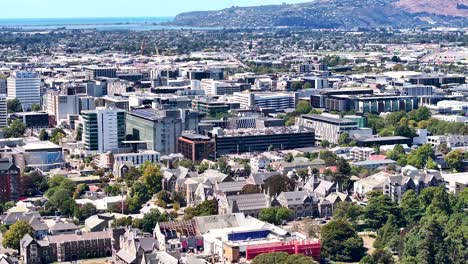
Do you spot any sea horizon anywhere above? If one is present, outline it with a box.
[0,17,184,31]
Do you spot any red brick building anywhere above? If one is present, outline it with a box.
[0,158,20,202]
[177,134,215,161]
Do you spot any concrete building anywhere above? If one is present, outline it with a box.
[296,114,358,144]
[399,85,433,96]
[86,67,117,80]
[45,92,76,123]
[126,108,201,154]
[201,79,242,96]
[7,71,41,111]
[82,107,126,153]
[113,150,161,167]
[233,91,298,110]
[442,172,468,194]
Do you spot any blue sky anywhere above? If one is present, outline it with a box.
[1,0,309,19]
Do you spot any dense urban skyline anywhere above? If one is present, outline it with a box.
[0,0,308,19]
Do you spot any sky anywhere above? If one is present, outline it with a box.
[0,0,309,19]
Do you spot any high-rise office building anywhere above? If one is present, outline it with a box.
[81,107,126,153]
[0,95,7,128]
[0,78,6,94]
[7,71,41,111]
[126,108,201,154]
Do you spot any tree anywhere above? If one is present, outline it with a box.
[334,157,351,191]
[373,215,400,252]
[31,103,41,112]
[21,171,48,196]
[141,163,163,194]
[259,207,292,225]
[319,150,338,166]
[139,209,169,233]
[284,153,294,162]
[425,157,438,170]
[252,253,316,264]
[75,203,97,221]
[360,248,395,264]
[321,219,365,262]
[38,129,49,141]
[407,144,435,169]
[156,190,172,207]
[338,132,351,146]
[3,220,33,250]
[320,140,330,148]
[296,101,312,115]
[364,191,402,229]
[252,252,288,264]
[50,128,66,144]
[416,219,450,264]
[111,216,133,228]
[445,150,463,172]
[3,120,26,138]
[7,99,22,113]
[400,190,422,226]
[263,174,295,196]
[333,202,362,224]
[241,184,261,194]
[184,199,218,220]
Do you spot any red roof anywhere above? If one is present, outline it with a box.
[319,166,337,173]
[368,155,387,161]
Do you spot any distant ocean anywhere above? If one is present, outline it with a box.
[0,17,203,31]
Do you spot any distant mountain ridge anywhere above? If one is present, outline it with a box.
[171,0,468,28]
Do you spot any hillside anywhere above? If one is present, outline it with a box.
[171,0,468,28]
[394,0,468,17]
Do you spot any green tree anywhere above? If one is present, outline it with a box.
[184,199,218,220]
[3,220,33,250]
[296,101,312,115]
[111,216,133,228]
[373,215,400,252]
[319,150,338,166]
[141,163,163,194]
[252,252,288,264]
[416,219,450,264]
[20,171,48,196]
[320,140,330,148]
[364,191,402,229]
[75,203,97,221]
[139,209,170,233]
[360,248,395,264]
[407,144,435,169]
[38,129,49,141]
[321,219,365,262]
[334,157,351,191]
[400,190,422,226]
[259,207,292,225]
[7,99,22,113]
[425,157,438,170]
[31,103,41,112]
[284,153,294,162]
[333,202,362,224]
[445,150,463,172]
[3,120,26,138]
[338,132,351,146]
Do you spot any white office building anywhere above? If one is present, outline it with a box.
[81,107,126,153]
[233,91,298,110]
[201,79,242,96]
[114,150,161,166]
[7,71,41,111]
